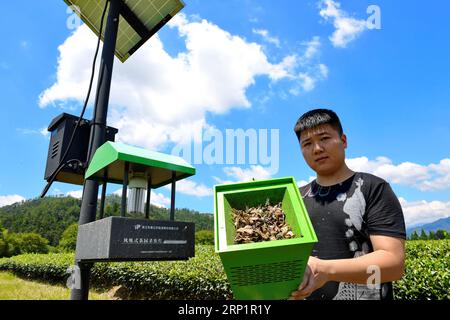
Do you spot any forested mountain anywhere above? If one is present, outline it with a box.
[0,195,213,246]
[407,217,450,235]
[407,216,450,237]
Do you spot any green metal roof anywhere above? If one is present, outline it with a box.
[85,141,195,188]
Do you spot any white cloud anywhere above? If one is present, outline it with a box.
[39,14,327,151]
[222,165,273,183]
[290,64,328,95]
[17,127,50,138]
[212,176,235,186]
[289,37,328,95]
[164,179,212,197]
[0,195,25,207]
[112,189,122,197]
[346,156,450,191]
[302,36,321,61]
[66,190,83,199]
[212,165,276,187]
[112,189,170,208]
[40,127,50,138]
[297,73,316,92]
[319,0,368,48]
[252,29,281,48]
[424,159,450,191]
[268,54,298,80]
[297,180,309,187]
[148,192,171,208]
[66,189,103,200]
[297,176,316,188]
[319,64,329,78]
[399,197,450,228]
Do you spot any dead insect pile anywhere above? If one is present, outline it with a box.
[232,200,295,244]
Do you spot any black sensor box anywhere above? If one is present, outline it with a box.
[44,113,118,185]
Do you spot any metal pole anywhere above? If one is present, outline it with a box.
[145,176,151,219]
[99,169,108,220]
[121,162,129,217]
[71,0,121,301]
[170,171,176,221]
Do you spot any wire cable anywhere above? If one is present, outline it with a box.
[39,159,83,198]
[40,0,110,198]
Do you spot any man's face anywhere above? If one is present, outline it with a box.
[299,124,347,176]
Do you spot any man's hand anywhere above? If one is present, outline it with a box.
[289,256,329,300]
[288,236,405,300]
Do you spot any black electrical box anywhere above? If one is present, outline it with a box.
[75,217,195,262]
[44,113,118,185]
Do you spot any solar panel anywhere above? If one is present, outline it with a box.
[64,0,185,62]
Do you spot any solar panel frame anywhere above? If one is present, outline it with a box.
[64,0,185,63]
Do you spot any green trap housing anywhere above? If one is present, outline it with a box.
[214,177,317,300]
[75,141,196,263]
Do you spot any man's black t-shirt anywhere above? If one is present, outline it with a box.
[299,172,406,300]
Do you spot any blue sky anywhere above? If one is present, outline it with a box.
[1,0,449,228]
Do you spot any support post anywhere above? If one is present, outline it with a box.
[121,162,129,217]
[71,0,121,301]
[99,169,108,220]
[145,176,152,219]
[170,171,176,221]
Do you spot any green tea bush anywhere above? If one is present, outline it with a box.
[393,240,450,300]
[1,241,448,300]
[0,245,231,299]
[0,252,72,284]
[195,230,214,245]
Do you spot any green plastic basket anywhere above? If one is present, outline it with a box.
[214,177,317,300]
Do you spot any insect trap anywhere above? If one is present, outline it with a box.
[214,177,318,300]
[75,141,196,262]
[127,172,148,215]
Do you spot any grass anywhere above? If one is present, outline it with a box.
[0,272,111,300]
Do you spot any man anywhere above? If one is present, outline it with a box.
[290,109,406,300]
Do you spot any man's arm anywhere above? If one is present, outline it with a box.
[289,235,405,300]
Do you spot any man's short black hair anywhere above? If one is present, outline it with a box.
[294,109,343,141]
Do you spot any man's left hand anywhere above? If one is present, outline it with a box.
[289,256,329,300]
